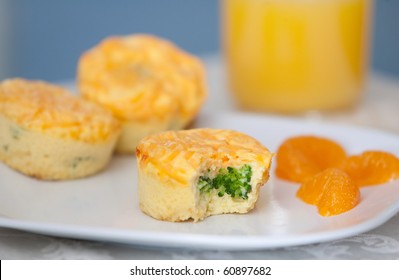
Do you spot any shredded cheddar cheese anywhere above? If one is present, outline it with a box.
[136,129,272,186]
[77,34,206,123]
[0,79,120,143]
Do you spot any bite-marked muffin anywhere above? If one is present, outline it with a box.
[0,78,121,180]
[77,34,207,153]
[136,128,273,222]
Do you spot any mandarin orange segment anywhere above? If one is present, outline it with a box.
[297,168,360,216]
[296,170,328,205]
[339,151,399,187]
[275,136,347,183]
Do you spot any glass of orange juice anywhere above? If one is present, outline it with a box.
[221,0,373,114]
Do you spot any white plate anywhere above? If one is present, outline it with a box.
[1,112,399,250]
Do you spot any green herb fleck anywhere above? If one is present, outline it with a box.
[10,126,23,140]
[71,156,92,169]
[198,164,252,200]
[3,145,9,152]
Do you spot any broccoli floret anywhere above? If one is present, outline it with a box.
[198,164,253,200]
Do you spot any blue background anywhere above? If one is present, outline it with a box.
[0,0,398,81]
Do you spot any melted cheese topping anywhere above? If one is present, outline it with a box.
[0,79,120,143]
[78,34,206,123]
[136,128,272,186]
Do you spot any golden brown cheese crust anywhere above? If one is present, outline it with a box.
[136,128,272,188]
[77,34,206,125]
[0,78,120,143]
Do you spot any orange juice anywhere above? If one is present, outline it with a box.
[222,0,372,113]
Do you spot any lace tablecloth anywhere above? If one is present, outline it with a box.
[1,56,399,259]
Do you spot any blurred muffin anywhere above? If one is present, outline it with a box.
[0,78,120,180]
[77,34,206,153]
[136,128,272,222]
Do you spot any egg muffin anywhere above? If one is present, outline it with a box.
[136,128,273,222]
[77,34,206,154]
[0,78,120,180]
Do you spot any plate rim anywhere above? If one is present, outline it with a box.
[1,198,398,250]
[1,111,399,250]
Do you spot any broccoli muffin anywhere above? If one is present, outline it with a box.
[136,128,273,222]
[78,34,206,153]
[0,78,120,180]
